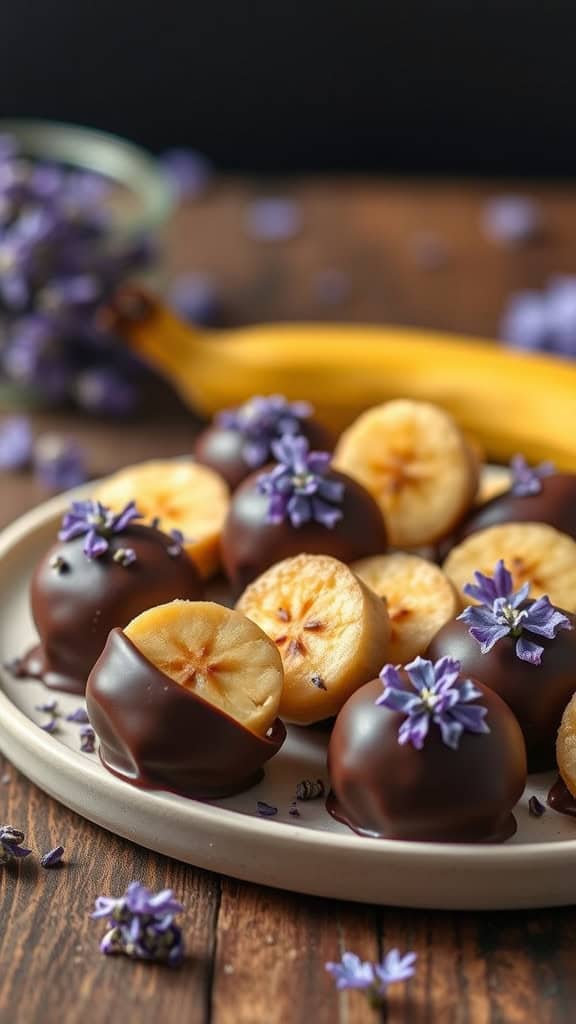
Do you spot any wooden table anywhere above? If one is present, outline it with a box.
[2,180,576,1024]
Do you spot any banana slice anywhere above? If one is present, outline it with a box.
[236,553,390,724]
[334,400,477,547]
[94,459,229,579]
[443,522,576,611]
[557,694,576,797]
[351,552,459,664]
[124,600,283,736]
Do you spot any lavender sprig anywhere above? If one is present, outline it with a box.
[216,394,313,470]
[92,881,185,965]
[509,454,555,496]
[58,499,142,560]
[376,656,490,751]
[257,435,344,529]
[326,949,417,1008]
[458,560,572,664]
[0,824,32,864]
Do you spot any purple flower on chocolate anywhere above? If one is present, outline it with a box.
[33,434,87,493]
[40,844,64,868]
[58,499,142,560]
[458,560,572,665]
[257,435,344,529]
[325,949,417,1006]
[0,824,32,864]
[376,656,490,751]
[167,529,185,557]
[244,197,301,241]
[159,148,213,201]
[80,726,96,753]
[0,416,33,469]
[509,454,555,496]
[92,881,185,965]
[217,394,313,469]
[112,547,137,567]
[483,196,541,244]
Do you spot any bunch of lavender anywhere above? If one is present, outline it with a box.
[0,134,150,415]
[92,881,185,965]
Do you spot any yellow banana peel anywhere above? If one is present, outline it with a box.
[114,293,576,469]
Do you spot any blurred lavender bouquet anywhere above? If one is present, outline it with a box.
[0,134,152,416]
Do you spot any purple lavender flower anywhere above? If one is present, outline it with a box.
[40,844,64,868]
[501,276,576,358]
[0,824,32,864]
[58,499,142,560]
[92,881,185,965]
[257,435,344,529]
[80,726,96,753]
[256,801,278,817]
[168,272,221,326]
[159,148,213,201]
[33,434,87,492]
[458,560,572,664]
[376,656,490,751]
[244,197,302,241]
[66,706,90,724]
[326,949,417,1006]
[509,454,555,496]
[36,698,59,733]
[0,416,32,469]
[73,367,138,417]
[217,394,313,470]
[112,546,137,567]
[166,529,184,557]
[483,196,541,244]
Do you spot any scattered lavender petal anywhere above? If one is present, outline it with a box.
[159,148,213,200]
[33,434,87,492]
[168,272,221,326]
[40,844,65,868]
[35,699,58,713]
[92,880,185,964]
[0,416,33,469]
[256,801,278,817]
[80,726,96,753]
[288,802,301,817]
[528,795,546,818]
[66,707,90,724]
[40,718,58,734]
[483,196,541,244]
[244,197,302,241]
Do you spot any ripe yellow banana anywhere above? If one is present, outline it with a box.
[111,291,576,469]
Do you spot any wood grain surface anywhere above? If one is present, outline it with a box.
[1,180,576,1024]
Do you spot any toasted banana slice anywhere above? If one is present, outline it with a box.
[94,459,229,579]
[334,400,477,547]
[352,552,459,664]
[556,694,576,797]
[443,522,576,611]
[236,553,390,724]
[124,600,283,736]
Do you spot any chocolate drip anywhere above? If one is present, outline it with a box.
[86,628,286,799]
[547,776,576,817]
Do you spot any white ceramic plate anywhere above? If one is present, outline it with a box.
[1,488,576,911]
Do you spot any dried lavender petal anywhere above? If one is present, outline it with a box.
[35,699,58,713]
[40,844,64,868]
[80,726,96,753]
[256,801,278,817]
[528,795,546,818]
[296,778,325,801]
[66,707,90,724]
[288,802,301,817]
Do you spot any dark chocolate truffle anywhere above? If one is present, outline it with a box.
[328,676,526,843]
[457,474,576,544]
[427,614,576,771]
[21,523,202,695]
[86,628,286,798]
[221,469,388,593]
[194,402,332,491]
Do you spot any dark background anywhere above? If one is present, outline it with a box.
[2,1,575,175]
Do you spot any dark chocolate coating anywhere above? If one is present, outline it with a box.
[221,468,388,593]
[194,418,333,491]
[86,628,286,798]
[327,677,526,843]
[23,524,202,695]
[458,474,576,543]
[427,613,576,771]
[548,776,576,817]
